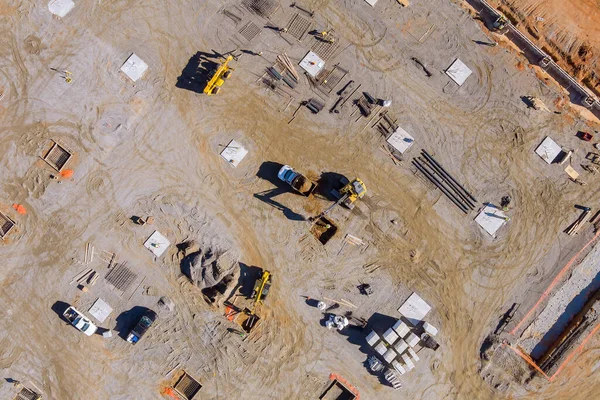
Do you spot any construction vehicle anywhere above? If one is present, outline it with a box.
[492,15,508,31]
[63,306,98,336]
[277,165,317,196]
[224,269,272,333]
[126,309,157,344]
[251,270,272,306]
[203,55,234,95]
[309,178,367,222]
[315,30,335,44]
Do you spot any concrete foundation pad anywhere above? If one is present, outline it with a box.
[48,0,75,18]
[120,53,148,82]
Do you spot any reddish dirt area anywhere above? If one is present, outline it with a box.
[491,0,600,95]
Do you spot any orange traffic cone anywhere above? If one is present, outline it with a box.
[60,169,74,178]
[12,204,26,215]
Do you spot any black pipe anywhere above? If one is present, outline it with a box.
[416,159,472,211]
[417,156,476,210]
[412,160,469,214]
[421,150,477,203]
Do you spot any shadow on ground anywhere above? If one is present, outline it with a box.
[114,306,149,340]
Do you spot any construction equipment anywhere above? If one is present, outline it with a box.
[309,178,366,222]
[492,15,508,31]
[251,270,272,310]
[315,30,335,43]
[225,270,272,333]
[278,165,317,196]
[203,55,234,95]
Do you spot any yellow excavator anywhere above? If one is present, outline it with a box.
[309,178,367,222]
[203,55,234,95]
[238,270,272,333]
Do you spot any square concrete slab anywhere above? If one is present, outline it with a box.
[387,127,415,154]
[475,204,507,237]
[48,0,75,17]
[120,53,148,82]
[299,51,325,77]
[398,292,432,326]
[144,230,170,257]
[364,0,379,6]
[220,140,248,168]
[446,58,472,86]
[88,298,113,323]
[535,136,562,164]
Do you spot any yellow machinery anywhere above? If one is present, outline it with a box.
[309,178,367,222]
[251,270,272,311]
[203,55,234,95]
[338,178,367,209]
[316,30,335,44]
[226,269,271,333]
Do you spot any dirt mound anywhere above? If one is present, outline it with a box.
[181,247,240,304]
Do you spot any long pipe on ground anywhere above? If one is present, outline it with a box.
[418,156,476,210]
[421,150,477,203]
[417,158,473,211]
[413,160,469,214]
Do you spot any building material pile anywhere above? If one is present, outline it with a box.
[412,150,477,214]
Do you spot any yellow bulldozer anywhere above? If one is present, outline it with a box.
[203,55,234,95]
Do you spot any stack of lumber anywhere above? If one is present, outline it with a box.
[566,208,591,235]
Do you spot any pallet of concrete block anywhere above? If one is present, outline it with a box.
[401,353,415,371]
[392,359,406,375]
[383,348,398,364]
[405,331,420,347]
[394,338,409,354]
[392,319,410,338]
[423,321,438,336]
[374,341,387,356]
[366,330,381,347]
[408,347,420,362]
[382,327,399,345]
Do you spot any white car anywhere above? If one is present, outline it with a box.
[63,306,98,336]
[277,165,317,196]
[277,165,298,184]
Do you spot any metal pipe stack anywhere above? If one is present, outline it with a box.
[412,150,477,214]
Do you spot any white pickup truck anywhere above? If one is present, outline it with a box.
[277,165,317,196]
[63,306,98,336]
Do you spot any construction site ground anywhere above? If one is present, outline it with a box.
[1,0,600,399]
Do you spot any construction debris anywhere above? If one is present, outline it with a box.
[565,207,591,236]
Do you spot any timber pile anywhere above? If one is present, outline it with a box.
[412,150,477,214]
[566,207,591,236]
[70,268,99,286]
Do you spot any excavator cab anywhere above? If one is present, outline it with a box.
[340,178,367,209]
[203,55,234,95]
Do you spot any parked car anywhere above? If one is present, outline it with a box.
[126,309,157,344]
[63,306,98,336]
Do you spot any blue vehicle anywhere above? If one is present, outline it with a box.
[126,310,157,344]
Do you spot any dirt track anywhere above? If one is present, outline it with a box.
[1,0,600,399]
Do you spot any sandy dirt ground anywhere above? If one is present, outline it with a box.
[1,0,600,399]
